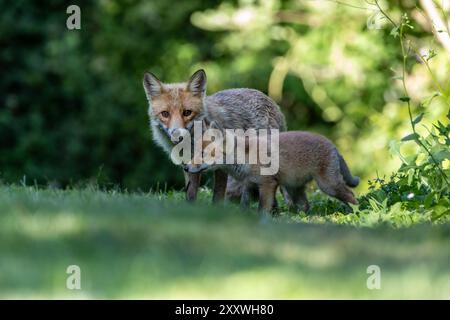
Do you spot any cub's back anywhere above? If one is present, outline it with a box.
[278,131,336,170]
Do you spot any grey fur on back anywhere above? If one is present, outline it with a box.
[205,89,286,131]
[149,88,286,156]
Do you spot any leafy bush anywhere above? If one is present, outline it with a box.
[301,6,450,226]
[286,4,450,226]
[359,110,450,224]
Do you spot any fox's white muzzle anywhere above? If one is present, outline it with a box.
[169,128,190,143]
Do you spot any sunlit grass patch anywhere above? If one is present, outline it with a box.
[0,185,449,299]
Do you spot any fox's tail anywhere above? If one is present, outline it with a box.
[337,152,360,188]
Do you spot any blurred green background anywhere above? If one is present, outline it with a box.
[1,0,449,191]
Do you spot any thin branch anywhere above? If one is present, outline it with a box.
[372,0,397,26]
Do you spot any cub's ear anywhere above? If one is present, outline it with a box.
[187,69,207,96]
[143,72,163,99]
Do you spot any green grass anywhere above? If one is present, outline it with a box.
[0,185,449,299]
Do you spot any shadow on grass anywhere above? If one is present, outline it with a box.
[0,186,449,298]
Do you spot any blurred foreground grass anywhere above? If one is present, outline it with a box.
[0,185,449,299]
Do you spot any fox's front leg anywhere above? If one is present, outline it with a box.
[213,170,227,203]
[258,179,278,214]
[240,183,251,209]
[184,171,201,202]
[285,186,310,212]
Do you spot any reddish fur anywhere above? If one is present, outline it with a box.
[189,130,359,213]
[151,87,203,130]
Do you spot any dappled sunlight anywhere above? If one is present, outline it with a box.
[10,212,84,240]
[0,186,448,298]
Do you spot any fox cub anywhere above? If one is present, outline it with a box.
[185,128,359,213]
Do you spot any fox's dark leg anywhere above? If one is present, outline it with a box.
[286,186,310,212]
[258,179,278,214]
[272,197,279,211]
[296,187,310,212]
[241,183,261,209]
[241,184,251,209]
[213,170,228,203]
[184,171,201,202]
[225,176,242,202]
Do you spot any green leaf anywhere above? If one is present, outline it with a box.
[399,96,410,102]
[407,169,414,185]
[426,49,437,61]
[421,92,439,108]
[401,133,418,141]
[403,155,418,166]
[390,26,399,37]
[424,192,435,207]
[434,150,450,162]
[434,121,448,135]
[412,113,424,125]
[368,198,381,211]
[431,198,450,221]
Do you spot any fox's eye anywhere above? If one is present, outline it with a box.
[160,111,170,118]
[183,110,192,117]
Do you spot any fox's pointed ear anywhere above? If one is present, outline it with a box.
[187,69,207,96]
[143,72,163,99]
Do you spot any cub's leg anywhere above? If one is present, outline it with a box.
[258,178,279,214]
[280,186,293,208]
[285,186,310,212]
[213,170,228,203]
[184,171,202,202]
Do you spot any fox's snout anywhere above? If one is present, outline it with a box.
[169,127,190,143]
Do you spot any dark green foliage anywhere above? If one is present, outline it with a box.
[0,1,222,190]
[0,1,448,221]
[0,1,400,190]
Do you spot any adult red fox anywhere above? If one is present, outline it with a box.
[184,127,359,213]
[143,69,286,202]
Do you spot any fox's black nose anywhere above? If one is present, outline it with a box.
[183,165,189,172]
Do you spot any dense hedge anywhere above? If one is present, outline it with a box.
[1,1,222,190]
[1,1,447,191]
